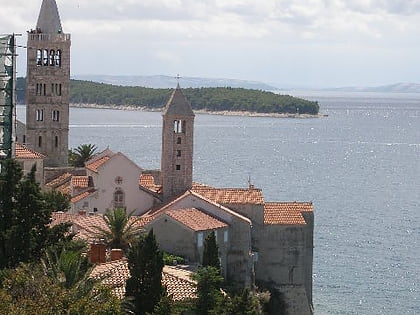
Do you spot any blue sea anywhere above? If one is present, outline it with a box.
[17,92,420,314]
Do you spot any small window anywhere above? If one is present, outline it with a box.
[52,110,60,121]
[174,120,183,133]
[55,50,61,67]
[176,164,181,171]
[49,49,55,66]
[224,230,228,243]
[36,49,42,66]
[114,189,125,208]
[93,207,98,212]
[114,176,123,185]
[43,49,48,66]
[177,137,181,144]
[22,135,26,144]
[176,150,181,157]
[197,232,204,247]
[43,84,46,96]
[38,136,42,147]
[55,136,58,148]
[58,84,62,96]
[83,201,89,208]
[36,109,44,121]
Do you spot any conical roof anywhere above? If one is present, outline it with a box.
[163,84,194,116]
[36,0,63,34]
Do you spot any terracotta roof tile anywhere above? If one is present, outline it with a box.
[91,260,196,301]
[192,186,264,205]
[264,202,313,225]
[139,174,162,193]
[166,208,228,232]
[56,181,71,196]
[45,172,72,188]
[71,176,90,188]
[15,143,45,159]
[70,189,96,203]
[85,156,110,172]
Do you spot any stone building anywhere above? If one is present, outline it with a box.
[25,0,71,167]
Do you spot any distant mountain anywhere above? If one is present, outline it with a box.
[325,82,420,93]
[72,74,278,91]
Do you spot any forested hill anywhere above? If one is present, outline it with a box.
[16,78,319,115]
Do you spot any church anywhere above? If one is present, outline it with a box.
[19,1,315,314]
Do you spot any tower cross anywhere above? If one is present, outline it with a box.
[175,74,182,84]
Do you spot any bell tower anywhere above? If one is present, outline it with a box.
[161,84,195,200]
[26,0,71,167]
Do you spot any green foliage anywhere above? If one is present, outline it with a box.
[68,143,98,167]
[202,231,220,270]
[43,189,70,212]
[0,262,122,314]
[163,252,185,265]
[147,290,173,315]
[192,266,225,315]
[224,288,263,315]
[95,208,142,252]
[0,160,60,269]
[125,229,164,315]
[16,77,319,114]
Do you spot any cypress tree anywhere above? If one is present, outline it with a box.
[202,231,220,270]
[125,229,164,315]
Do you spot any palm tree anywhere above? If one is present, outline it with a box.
[95,208,143,252]
[68,144,98,167]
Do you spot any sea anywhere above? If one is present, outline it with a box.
[16,91,419,314]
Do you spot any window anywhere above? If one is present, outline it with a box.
[114,176,123,184]
[176,150,181,157]
[22,135,26,144]
[36,49,42,66]
[43,49,48,66]
[36,83,40,95]
[83,201,89,208]
[52,110,60,121]
[49,49,55,66]
[93,207,98,212]
[36,109,44,121]
[224,230,228,243]
[197,232,203,247]
[114,189,125,208]
[38,136,42,147]
[55,136,59,148]
[177,137,181,144]
[174,120,182,133]
[55,50,61,67]
[176,164,181,170]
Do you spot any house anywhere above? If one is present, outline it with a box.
[14,142,45,184]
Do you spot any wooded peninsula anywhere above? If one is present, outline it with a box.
[17,78,319,115]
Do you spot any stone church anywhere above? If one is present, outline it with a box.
[22,1,315,314]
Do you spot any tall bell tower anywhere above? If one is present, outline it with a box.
[161,84,195,200]
[26,0,71,166]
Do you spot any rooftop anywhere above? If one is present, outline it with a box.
[85,156,110,173]
[264,202,313,225]
[36,0,63,34]
[15,143,45,159]
[163,84,195,117]
[192,186,264,205]
[166,208,228,232]
[71,176,91,189]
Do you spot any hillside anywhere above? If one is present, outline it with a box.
[16,78,319,115]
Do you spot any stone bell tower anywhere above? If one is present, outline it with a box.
[26,0,71,167]
[161,84,195,200]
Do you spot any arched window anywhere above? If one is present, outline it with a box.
[52,110,59,121]
[174,120,182,133]
[55,50,61,67]
[43,49,48,66]
[38,136,42,147]
[55,136,58,148]
[49,49,55,66]
[114,189,125,208]
[36,49,42,66]
[36,109,44,121]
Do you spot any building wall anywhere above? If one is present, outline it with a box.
[17,158,44,185]
[26,33,71,167]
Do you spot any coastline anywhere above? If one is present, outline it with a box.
[70,103,323,118]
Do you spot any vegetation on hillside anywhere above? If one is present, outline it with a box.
[16,77,319,115]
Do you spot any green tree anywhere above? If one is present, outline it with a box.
[95,208,142,252]
[43,190,70,212]
[125,230,164,315]
[202,231,220,270]
[69,143,98,167]
[192,266,225,315]
[224,288,262,315]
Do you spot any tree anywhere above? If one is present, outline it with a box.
[69,143,97,167]
[43,190,70,212]
[125,230,164,315]
[224,288,262,315]
[192,266,225,315]
[202,231,220,270]
[95,208,142,252]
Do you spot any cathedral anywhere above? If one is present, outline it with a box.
[19,1,315,314]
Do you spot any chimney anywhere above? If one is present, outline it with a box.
[78,209,87,216]
[89,242,106,264]
[110,249,123,261]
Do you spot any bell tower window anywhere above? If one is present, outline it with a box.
[43,49,48,66]
[38,136,42,147]
[55,136,59,148]
[49,50,55,66]
[36,49,42,66]
[36,109,44,121]
[55,50,61,67]
[177,137,181,144]
[174,120,182,133]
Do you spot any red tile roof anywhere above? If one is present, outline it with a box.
[70,189,96,204]
[192,186,264,205]
[15,143,45,159]
[166,208,228,232]
[71,176,90,188]
[45,172,72,188]
[264,202,313,225]
[139,174,162,193]
[85,156,110,172]
[90,259,196,301]
[56,181,71,196]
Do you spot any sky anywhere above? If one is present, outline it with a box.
[2,0,420,88]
